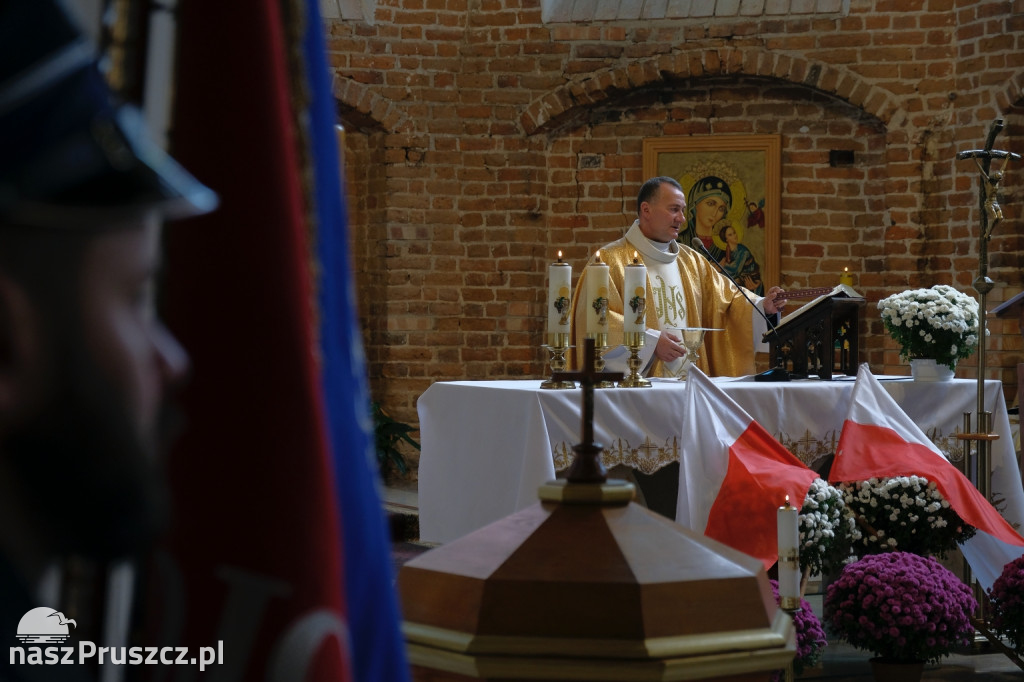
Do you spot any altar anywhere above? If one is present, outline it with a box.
[417,377,1024,546]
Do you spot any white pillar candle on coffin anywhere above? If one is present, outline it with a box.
[623,252,647,333]
[547,253,572,334]
[777,496,800,605]
[586,252,610,337]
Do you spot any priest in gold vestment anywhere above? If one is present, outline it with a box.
[570,177,787,378]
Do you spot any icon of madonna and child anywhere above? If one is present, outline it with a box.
[678,174,766,296]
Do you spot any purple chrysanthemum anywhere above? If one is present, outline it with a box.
[988,556,1024,651]
[823,552,976,663]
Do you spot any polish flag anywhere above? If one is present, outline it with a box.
[830,364,1024,554]
[677,369,819,568]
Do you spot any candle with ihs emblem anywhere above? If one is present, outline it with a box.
[623,252,647,333]
[777,495,800,609]
[586,251,610,337]
[547,252,572,335]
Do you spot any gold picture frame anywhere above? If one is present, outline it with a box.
[643,134,781,295]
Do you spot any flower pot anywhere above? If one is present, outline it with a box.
[869,657,925,682]
[909,358,954,382]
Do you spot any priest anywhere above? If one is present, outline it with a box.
[570,176,787,377]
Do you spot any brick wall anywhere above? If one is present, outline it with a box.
[328,0,1024,475]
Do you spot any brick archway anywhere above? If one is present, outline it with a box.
[520,46,903,135]
[331,75,410,132]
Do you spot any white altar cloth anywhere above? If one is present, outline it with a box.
[417,377,1024,550]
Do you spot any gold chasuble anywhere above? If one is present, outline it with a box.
[570,222,758,377]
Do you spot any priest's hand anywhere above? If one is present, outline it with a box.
[655,329,687,363]
[764,286,787,315]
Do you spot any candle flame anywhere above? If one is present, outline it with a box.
[843,266,849,273]
[632,250,639,264]
[557,250,563,261]
[784,494,790,504]
[595,250,602,264]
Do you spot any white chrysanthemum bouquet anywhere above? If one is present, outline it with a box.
[877,284,980,370]
[838,475,976,558]
[797,478,859,576]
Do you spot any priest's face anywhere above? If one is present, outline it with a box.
[639,183,687,243]
[4,218,189,560]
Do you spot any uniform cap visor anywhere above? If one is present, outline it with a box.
[0,47,217,227]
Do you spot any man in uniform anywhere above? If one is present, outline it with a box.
[0,2,216,678]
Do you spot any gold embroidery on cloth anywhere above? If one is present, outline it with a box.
[552,436,680,475]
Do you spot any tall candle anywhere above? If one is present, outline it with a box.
[623,252,647,333]
[839,267,854,287]
[777,495,800,609]
[586,251,610,336]
[547,252,572,335]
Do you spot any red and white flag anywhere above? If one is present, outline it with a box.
[677,368,819,568]
[830,364,1024,555]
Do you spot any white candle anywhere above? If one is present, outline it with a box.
[547,252,572,334]
[623,252,647,333]
[586,251,610,336]
[777,495,800,607]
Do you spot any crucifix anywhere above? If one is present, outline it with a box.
[956,120,1021,421]
[552,338,624,483]
[955,119,1021,631]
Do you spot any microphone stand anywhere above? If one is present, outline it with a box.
[690,238,798,382]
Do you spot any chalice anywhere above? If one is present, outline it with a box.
[676,327,721,379]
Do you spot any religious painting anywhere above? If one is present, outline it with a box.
[643,135,781,296]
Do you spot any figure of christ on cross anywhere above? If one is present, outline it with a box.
[957,121,1021,243]
[956,119,1023,419]
[552,338,625,483]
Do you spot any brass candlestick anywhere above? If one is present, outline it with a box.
[618,331,650,388]
[540,333,575,389]
[587,333,616,388]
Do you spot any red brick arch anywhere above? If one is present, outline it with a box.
[520,46,903,135]
[331,74,410,132]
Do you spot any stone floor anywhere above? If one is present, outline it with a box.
[807,644,1023,680]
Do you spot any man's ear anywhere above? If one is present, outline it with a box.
[0,273,43,417]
